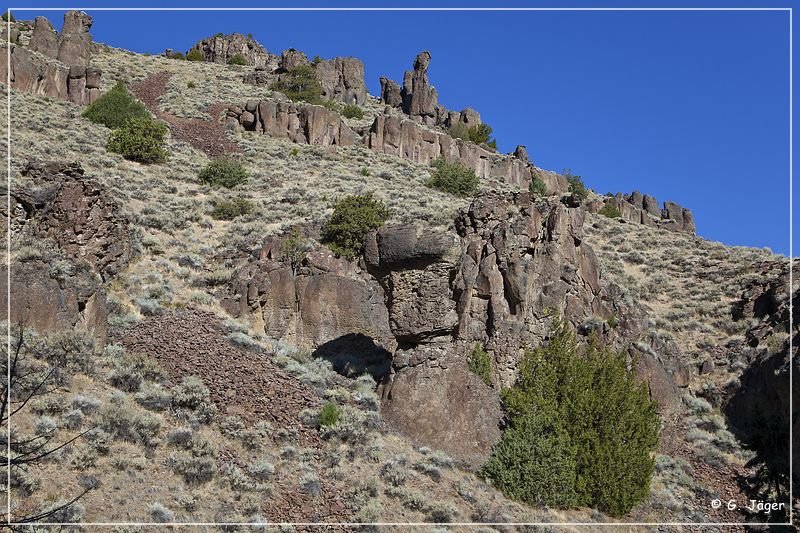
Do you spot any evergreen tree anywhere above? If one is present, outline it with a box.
[482,320,660,517]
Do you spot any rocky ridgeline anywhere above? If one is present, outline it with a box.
[244,48,367,106]
[222,191,688,466]
[1,161,134,342]
[0,11,102,105]
[587,190,696,234]
[184,32,275,67]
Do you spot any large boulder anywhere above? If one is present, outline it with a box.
[381,360,503,469]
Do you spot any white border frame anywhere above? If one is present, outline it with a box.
[4,5,794,528]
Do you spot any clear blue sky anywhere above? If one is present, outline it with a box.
[12,1,796,256]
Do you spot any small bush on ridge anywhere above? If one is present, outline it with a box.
[426,159,479,197]
[321,192,390,260]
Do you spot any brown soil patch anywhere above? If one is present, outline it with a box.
[115,309,353,523]
[132,71,239,157]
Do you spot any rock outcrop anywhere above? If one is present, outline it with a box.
[1,161,134,342]
[223,192,684,466]
[1,11,101,105]
[587,190,697,234]
[399,51,439,125]
[11,161,133,281]
[367,113,567,193]
[724,261,798,489]
[315,56,367,105]
[188,32,273,67]
[221,238,394,378]
[226,100,355,147]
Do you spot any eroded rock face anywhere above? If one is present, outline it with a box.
[227,100,355,147]
[188,32,273,67]
[278,48,308,71]
[315,56,366,105]
[224,192,685,466]
[586,190,697,234]
[12,161,133,281]
[56,10,92,67]
[1,258,107,341]
[1,161,133,342]
[222,241,394,373]
[368,114,567,193]
[0,11,101,105]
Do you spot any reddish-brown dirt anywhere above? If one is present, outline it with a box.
[117,308,320,445]
[132,71,240,157]
[116,309,353,524]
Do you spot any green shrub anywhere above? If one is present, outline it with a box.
[448,122,469,141]
[564,170,588,201]
[1,11,15,22]
[198,157,248,188]
[468,343,493,387]
[529,174,547,196]
[448,122,497,150]
[270,64,324,104]
[82,80,150,129]
[318,402,341,427]
[211,197,254,221]
[170,51,185,60]
[599,203,621,219]
[426,159,479,197]
[107,117,168,164]
[227,54,247,65]
[279,228,312,274]
[467,123,497,150]
[186,49,204,62]
[187,81,196,89]
[321,192,390,259]
[341,104,364,119]
[482,320,660,517]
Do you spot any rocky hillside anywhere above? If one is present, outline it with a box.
[1,11,795,529]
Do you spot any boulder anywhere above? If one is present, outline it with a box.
[381,360,503,469]
[279,48,308,71]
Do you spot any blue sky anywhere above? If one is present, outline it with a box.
[11,1,796,255]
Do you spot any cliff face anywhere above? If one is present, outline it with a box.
[222,191,688,466]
